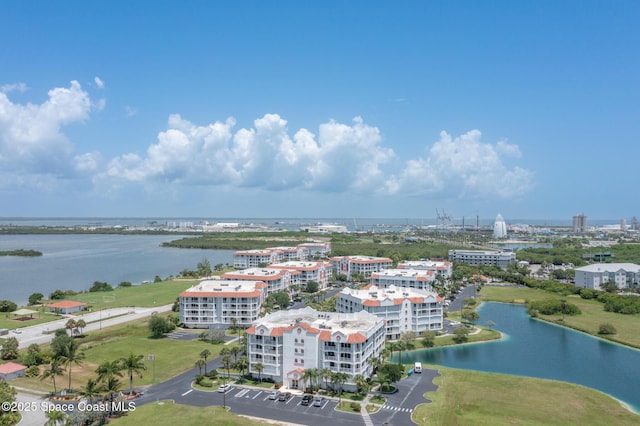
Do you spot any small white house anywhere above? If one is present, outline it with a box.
[0,362,27,381]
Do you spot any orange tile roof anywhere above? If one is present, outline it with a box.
[0,362,26,374]
[362,300,380,307]
[347,333,367,343]
[47,301,86,309]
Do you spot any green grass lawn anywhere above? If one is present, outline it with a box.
[479,285,640,348]
[108,401,273,426]
[412,366,639,426]
[67,279,198,310]
[13,314,227,393]
[0,310,60,330]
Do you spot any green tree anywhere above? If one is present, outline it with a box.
[49,290,65,300]
[95,360,124,384]
[28,292,44,305]
[222,355,232,378]
[0,300,17,312]
[197,258,212,277]
[50,332,74,359]
[65,319,77,336]
[46,409,66,426]
[234,356,249,378]
[0,337,19,360]
[305,280,319,293]
[80,378,102,402]
[121,353,146,395]
[452,326,470,343]
[598,323,617,335]
[200,349,211,375]
[421,331,436,348]
[461,309,480,323]
[0,380,18,425]
[148,315,175,338]
[253,362,264,382]
[75,319,86,336]
[60,339,85,391]
[40,358,65,394]
[320,367,333,389]
[195,359,206,375]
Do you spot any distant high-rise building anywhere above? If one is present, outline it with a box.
[573,213,588,233]
[493,214,507,239]
[631,217,638,231]
[621,218,627,232]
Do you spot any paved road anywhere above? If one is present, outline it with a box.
[370,369,440,426]
[11,304,173,349]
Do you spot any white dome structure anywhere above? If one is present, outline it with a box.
[493,214,507,239]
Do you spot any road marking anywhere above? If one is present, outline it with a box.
[235,389,250,398]
[286,397,295,405]
[181,389,193,396]
[252,391,262,399]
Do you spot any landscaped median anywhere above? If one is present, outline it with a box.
[412,366,640,425]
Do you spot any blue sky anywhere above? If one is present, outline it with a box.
[1,1,638,222]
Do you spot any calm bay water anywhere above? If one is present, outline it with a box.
[402,302,640,413]
[0,234,234,306]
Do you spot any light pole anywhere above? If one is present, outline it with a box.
[148,354,155,383]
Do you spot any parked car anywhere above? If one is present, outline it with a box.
[301,394,314,406]
[268,390,281,400]
[278,392,292,401]
[313,396,325,407]
[217,384,231,393]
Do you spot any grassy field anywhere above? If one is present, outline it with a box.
[12,314,233,393]
[478,285,640,348]
[108,401,274,426]
[0,310,60,331]
[412,366,640,425]
[66,279,198,311]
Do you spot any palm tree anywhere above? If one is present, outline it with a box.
[222,355,232,378]
[395,340,406,364]
[253,362,264,382]
[320,368,332,390]
[103,376,123,415]
[61,340,85,391]
[195,359,206,375]
[40,358,64,394]
[230,346,241,362]
[76,319,86,336]
[353,374,368,395]
[234,356,249,379]
[121,352,146,395]
[96,359,124,384]
[65,319,77,337]
[380,348,390,363]
[46,409,66,426]
[200,349,211,375]
[80,378,102,403]
[304,368,319,390]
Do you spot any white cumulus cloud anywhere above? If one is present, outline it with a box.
[104,114,396,193]
[0,80,94,178]
[387,130,534,198]
[0,82,28,93]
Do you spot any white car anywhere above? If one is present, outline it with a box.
[12,328,21,334]
[217,384,231,393]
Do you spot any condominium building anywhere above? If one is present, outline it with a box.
[574,263,640,290]
[370,269,437,291]
[266,261,331,289]
[448,249,516,269]
[179,280,267,329]
[331,255,393,279]
[266,246,307,261]
[297,242,332,257]
[336,284,443,340]
[221,268,292,294]
[246,307,385,391]
[397,259,453,278]
[233,249,281,269]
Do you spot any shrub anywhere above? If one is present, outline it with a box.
[350,402,361,412]
[25,365,40,378]
[274,382,282,389]
[200,378,213,387]
[206,369,218,378]
[598,323,617,335]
